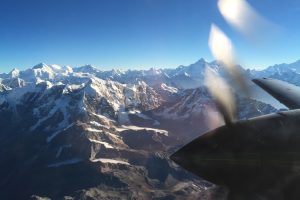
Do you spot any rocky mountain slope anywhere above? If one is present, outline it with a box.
[0,61,278,199]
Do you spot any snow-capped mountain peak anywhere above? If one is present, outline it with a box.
[8,68,20,78]
[74,64,100,74]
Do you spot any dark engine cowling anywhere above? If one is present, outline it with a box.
[171,109,300,197]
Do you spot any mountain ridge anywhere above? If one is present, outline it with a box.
[0,58,292,199]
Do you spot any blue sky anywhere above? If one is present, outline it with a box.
[0,0,300,72]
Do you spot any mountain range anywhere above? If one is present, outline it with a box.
[0,59,298,199]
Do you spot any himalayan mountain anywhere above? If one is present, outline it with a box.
[0,58,297,199]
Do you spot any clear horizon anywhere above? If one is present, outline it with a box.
[1,0,300,72]
[1,58,300,74]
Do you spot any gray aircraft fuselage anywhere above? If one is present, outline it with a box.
[171,109,300,198]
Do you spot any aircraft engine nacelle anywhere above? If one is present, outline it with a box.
[171,109,300,194]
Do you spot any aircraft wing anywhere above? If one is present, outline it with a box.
[253,78,300,109]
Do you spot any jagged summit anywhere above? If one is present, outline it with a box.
[8,68,20,78]
[74,64,100,73]
[196,57,207,64]
[32,62,48,69]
